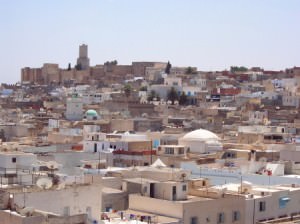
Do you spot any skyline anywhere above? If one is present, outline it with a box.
[1,0,300,83]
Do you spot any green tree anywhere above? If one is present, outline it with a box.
[123,84,132,98]
[104,60,118,66]
[147,90,156,101]
[147,90,160,101]
[167,87,179,105]
[75,63,82,70]
[155,94,161,101]
[186,67,192,74]
[179,92,188,105]
[165,61,172,74]
[140,86,148,91]
[230,66,248,73]
[185,66,197,74]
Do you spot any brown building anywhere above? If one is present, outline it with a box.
[21,61,165,86]
[21,67,43,84]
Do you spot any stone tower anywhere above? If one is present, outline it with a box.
[76,44,90,70]
[65,93,83,121]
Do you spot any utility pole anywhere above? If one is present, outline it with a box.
[150,140,153,165]
[240,175,243,193]
[98,148,101,175]
[199,166,202,178]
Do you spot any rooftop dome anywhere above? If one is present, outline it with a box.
[85,109,98,117]
[181,129,220,141]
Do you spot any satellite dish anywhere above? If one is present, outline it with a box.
[259,157,268,163]
[46,161,59,170]
[19,207,35,216]
[36,177,53,189]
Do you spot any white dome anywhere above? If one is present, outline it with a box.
[181,129,220,141]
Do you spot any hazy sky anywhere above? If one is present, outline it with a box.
[1,0,300,83]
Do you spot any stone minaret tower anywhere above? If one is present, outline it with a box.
[76,44,90,70]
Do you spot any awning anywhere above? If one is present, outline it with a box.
[280,197,290,202]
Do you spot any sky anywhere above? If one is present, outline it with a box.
[0,0,300,84]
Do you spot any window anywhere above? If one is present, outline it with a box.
[165,147,174,154]
[178,148,185,154]
[182,185,187,191]
[232,211,240,222]
[12,157,16,163]
[143,186,147,193]
[105,206,112,212]
[190,216,198,224]
[63,206,70,216]
[259,201,266,212]
[86,206,91,217]
[218,212,225,223]
[279,197,290,209]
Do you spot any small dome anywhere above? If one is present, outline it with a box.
[181,129,220,141]
[85,109,98,117]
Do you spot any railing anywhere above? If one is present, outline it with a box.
[0,166,32,176]
[0,166,36,187]
[257,212,300,223]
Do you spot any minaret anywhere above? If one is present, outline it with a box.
[76,44,90,70]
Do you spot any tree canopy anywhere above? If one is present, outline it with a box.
[230,66,248,73]
[104,60,118,66]
[75,63,82,70]
[147,90,160,101]
[179,91,188,105]
[123,84,132,98]
[167,87,179,105]
[165,61,172,74]
[185,66,197,74]
[140,86,148,91]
